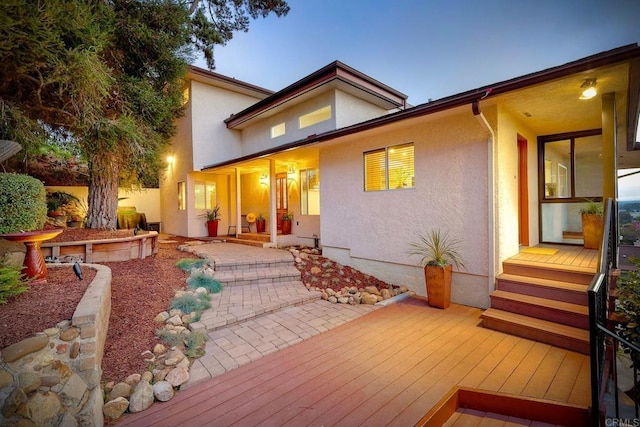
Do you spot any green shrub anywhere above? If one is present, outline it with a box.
[175,258,206,271]
[186,273,222,293]
[169,293,210,314]
[0,173,47,233]
[155,329,208,359]
[0,257,29,304]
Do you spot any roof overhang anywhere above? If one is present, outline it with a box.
[223,61,408,129]
[203,43,640,171]
[187,65,274,99]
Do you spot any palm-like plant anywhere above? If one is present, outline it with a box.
[408,229,466,270]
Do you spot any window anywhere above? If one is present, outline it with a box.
[299,106,331,129]
[271,122,285,138]
[364,143,414,191]
[194,181,216,209]
[178,182,186,210]
[301,168,320,215]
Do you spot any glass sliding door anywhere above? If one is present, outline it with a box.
[539,130,602,244]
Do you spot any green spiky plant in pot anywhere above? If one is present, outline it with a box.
[408,229,465,309]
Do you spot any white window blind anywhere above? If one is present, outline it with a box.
[364,143,414,191]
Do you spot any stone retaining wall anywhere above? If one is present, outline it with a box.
[0,263,111,426]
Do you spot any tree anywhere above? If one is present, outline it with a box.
[0,0,289,229]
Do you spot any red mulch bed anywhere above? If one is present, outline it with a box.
[1,228,395,384]
[0,228,197,384]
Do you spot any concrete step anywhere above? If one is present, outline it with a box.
[502,260,594,285]
[496,273,588,306]
[192,281,322,332]
[213,264,301,287]
[481,308,589,355]
[490,290,589,329]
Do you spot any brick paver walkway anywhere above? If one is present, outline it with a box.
[176,241,380,388]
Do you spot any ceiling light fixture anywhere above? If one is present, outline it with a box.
[579,78,597,100]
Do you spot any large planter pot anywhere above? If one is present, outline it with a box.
[424,264,452,309]
[256,219,266,233]
[582,213,603,249]
[206,220,219,237]
[281,219,292,235]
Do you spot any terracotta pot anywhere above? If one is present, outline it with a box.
[256,219,266,233]
[206,220,219,237]
[582,213,603,249]
[424,264,452,309]
[281,219,292,235]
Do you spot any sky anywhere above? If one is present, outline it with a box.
[200,0,640,106]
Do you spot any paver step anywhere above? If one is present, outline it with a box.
[496,273,588,306]
[214,265,301,287]
[502,260,594,285]
[192,281,322,332]
[490,290,588,329]
[480,308,589,354]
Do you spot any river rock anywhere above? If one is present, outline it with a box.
[153,381,174,402]
[165,367,189,387]
[129,381,154,413]
[60,327,80,341]
[364,286,381,296]
[18,372,41,394]
[17,391,61,426]
[110,382,132,400]
[154,312,170,323]
[2,387,27,418]
[1,336,49,363]
[361,292,378,305]
[0,370,13,389]
[103,396,129,420]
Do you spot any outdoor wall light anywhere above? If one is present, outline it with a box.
[579,78,597,99]
[259,173,268,186]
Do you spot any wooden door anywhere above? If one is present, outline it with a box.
[276,173,288,231]
[518,136,529,246]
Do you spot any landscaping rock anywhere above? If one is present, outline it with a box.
[103,397,129,420]
[165,367,189,387]
[128,381,154,413]
[1,336,49,363]
[109,382,132,400]
[153,381,174,402]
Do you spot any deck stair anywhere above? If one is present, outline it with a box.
[481,258,593,354]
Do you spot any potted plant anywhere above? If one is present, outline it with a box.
[408,229,465,309]
[581,199,603,249]
[256,213,267,233]
[199,205,221,237]
[281,212,293,235]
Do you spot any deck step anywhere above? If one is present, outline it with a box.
[490,290,588,329]
[481,308,589,354]
[496,273,588,306]
[502,259,594,285]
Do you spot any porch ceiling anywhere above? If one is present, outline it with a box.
[487,62,640,168]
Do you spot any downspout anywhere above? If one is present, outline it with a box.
[472,98,497,304]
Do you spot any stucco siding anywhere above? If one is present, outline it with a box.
[190,81,261,170]
[241,91,337,155]
[335,89,390,128]
[320,112,490,307]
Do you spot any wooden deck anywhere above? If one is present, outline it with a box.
[118,299,590,426]
[511,244,598,271]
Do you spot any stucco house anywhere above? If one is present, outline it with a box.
[160,43,640,311]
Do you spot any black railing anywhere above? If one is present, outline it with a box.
[588,198,640,425]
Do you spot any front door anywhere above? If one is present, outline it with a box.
[276,172,288,231]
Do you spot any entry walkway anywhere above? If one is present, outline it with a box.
[169,241,379,386]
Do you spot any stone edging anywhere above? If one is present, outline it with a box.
[0,263,111,426]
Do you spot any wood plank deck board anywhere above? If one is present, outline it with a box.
[117,302,590,427]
